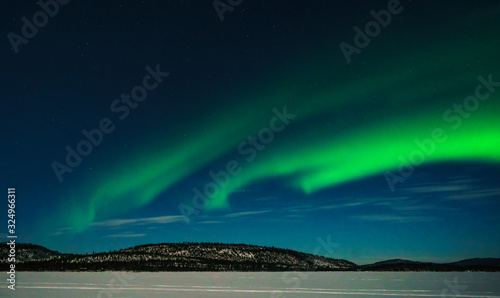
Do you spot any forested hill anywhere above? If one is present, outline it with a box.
[1,242,499,272]
[1,242,355,271]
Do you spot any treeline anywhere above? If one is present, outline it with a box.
[1,241,356,272]
[3,242,498,272]
[4,259,346,272]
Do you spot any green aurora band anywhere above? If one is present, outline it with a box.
[210,98,500,209]
[53,7,500,233]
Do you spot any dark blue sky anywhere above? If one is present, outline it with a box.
[1,0,500,264]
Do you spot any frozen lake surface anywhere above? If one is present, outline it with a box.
[2,272,500,297]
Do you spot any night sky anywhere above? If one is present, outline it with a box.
[2,0,500,264]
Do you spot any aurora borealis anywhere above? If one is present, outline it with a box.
[2,0,500,264]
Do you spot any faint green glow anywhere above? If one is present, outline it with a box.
[58,18,500,232]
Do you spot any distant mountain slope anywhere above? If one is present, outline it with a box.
[448,258,500,268]
[360,258,500,272]
[1,242,499,272]
[362,259,424,267]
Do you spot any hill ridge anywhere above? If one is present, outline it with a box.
[1,242,499,272]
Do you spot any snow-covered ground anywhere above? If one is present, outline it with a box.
[1,272,500,297]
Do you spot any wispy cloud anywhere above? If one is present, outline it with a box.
[51,227,75,236]
[196,220,225,224]
[282,197,411,213]
[189,209,273,223]
[350,214,437,223]
[103,233,146,238]
[282,205,314,212]
[400,177,484,194]
[52,215,185,236]
[445,188,500,201]
[253,196,278,202]
[90,215,185,228]
[282,214,307,219]
[405,184,469,193]
[224,210,272,218]
[389,204,457,212]
[373,199,458,212]
[311,202,366,211]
